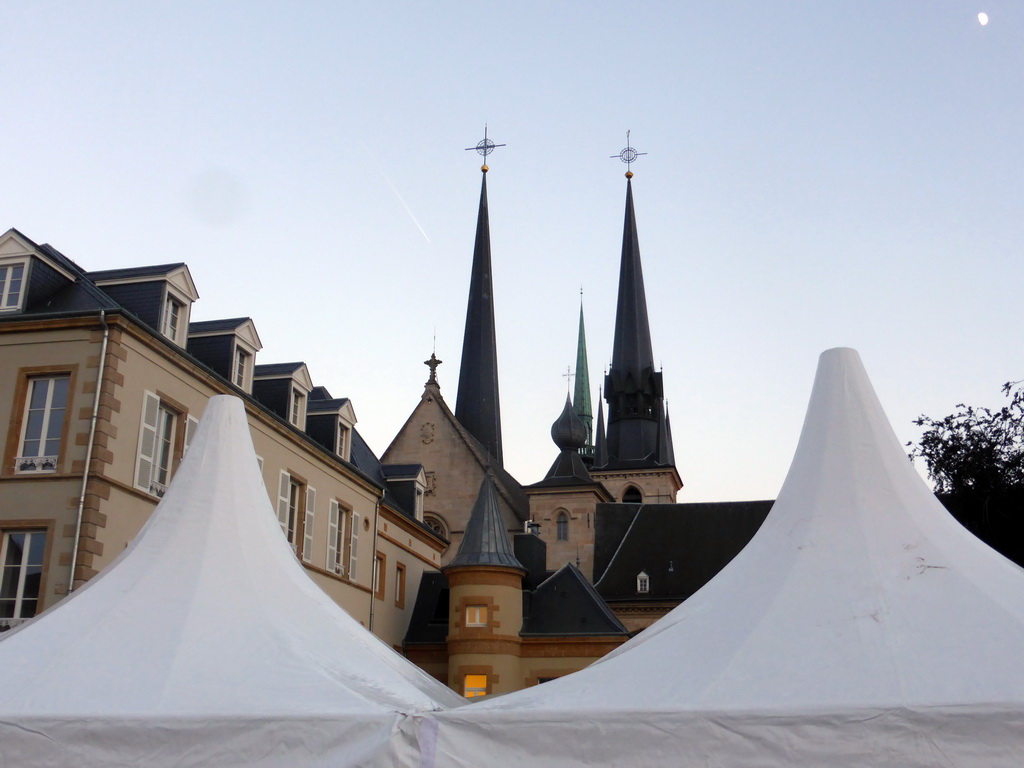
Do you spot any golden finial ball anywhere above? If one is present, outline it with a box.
[625,171,634,179]
[481,164,489,173]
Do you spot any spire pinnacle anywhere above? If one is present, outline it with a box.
[455,153,504,464]
[465,125,506,173]
[610,130,647,177]
[573,295,594,462]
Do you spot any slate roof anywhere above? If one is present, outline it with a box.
[306,397,351,413]
[86,263,187,281]
[403,572,450,645]
[446,475,525,570]
[593,501,773,602]
[309,386,332,401]
[522,563,629,637]
[382,464,422,480]
[253,362,305,377]
[188,317,250,334]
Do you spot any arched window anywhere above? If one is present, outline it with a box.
[622,485,642,504]
[423,514,448,541]
[556,511,569,541]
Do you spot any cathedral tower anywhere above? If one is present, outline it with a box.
[593,162,681,503]
[455,163,503,464]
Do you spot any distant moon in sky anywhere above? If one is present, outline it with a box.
[978,12,989,25]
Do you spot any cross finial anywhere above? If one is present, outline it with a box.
[563,366,575,394]
[611,130,647,178]
[424,352,443,385]
[465,124,506,172]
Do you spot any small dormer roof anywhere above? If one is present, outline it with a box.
[253,362,313,391]
[307,397,356,425]
[188,317,262,352]
[88,263,198,302]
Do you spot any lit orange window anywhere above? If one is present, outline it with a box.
[464,674,487,698]
[465,605,488,627]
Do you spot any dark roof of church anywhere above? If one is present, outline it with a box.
[593,501,772,602]
[455,169,503,465]
[522,563,629,637]
[446,474,524,570]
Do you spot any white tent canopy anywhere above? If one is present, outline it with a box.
[0,395,462,768]
[420,348,1024,767]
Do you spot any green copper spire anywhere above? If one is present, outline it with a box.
[572,296,594,462]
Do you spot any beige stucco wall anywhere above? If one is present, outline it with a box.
[0,316,444,649]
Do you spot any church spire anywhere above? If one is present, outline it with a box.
[573,294,594,463]
[602,167,672,467]
[455,159,503,464]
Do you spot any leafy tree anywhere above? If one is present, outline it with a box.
[908,381,1024,496]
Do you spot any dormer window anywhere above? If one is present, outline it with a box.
[636,571,650,594]
[0,262,26,312]
[233,347,250,388]
[162,295,183,343]
[336,421,351,461]
[290,388,304,426]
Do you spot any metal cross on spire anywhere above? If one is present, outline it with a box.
[465,125,506,171]
[563,365,575,393]
[611,130,647,177]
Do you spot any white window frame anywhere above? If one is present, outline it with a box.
[327,500,351,576]
[336,422,351,461]
[0,261,27,313]
[135,391,179,497]
[302,486,316,563]
[233,346,250,389]
[348,511,359,580]
[161,294,183,344]
[16,375,70,473]
[636,571,650,594]
[0,529,47,623]
[289,388,304,426]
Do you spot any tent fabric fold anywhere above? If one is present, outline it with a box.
[418,348,1024,766]
[0,395,461,767]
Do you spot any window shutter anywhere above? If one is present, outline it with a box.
[349,512,360,579]
[276,471,290,538]
[135,392,160,492]
[302,486,316,563]
[183,415,199,456]
[327,500,340,573]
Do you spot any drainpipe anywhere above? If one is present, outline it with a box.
[69,310,109,594]
[368,490,383,633]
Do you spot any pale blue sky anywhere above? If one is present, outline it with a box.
[3,2,1021,501]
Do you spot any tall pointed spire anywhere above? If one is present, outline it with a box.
[594,386,608,467]
[573,294,594,463]
[602,173,672,467]
[455,164,503,464]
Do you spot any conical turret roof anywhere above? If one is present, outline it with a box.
[447,473,524,570]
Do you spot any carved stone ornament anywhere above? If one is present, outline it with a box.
[420,422,436,444]
[424,470,437,495]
